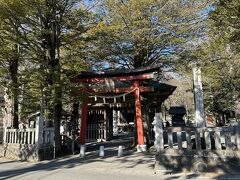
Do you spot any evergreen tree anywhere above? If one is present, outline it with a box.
[177,0,240,113]
[0,0,91,151]
[86,0,210,69]
[202,0,240,112]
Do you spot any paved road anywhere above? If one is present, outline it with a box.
[0,152,156,180]
[0,133,239,179]
[1,152,237,180]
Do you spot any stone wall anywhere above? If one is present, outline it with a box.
[155,150,240,173]
[1,143,54,161]
[0,127,3,144]
[153,112,240,173]
[0,145,3,157]
[0,112,3,144]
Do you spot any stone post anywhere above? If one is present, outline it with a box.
[152,113,164,152]
[80,145,86,158]
[99,145,105,157]
[3,127,7,144]
[118,146,124,157]
[193,66,205,128]
[35,114,44,160]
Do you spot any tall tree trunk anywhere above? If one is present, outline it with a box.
[70,102,79,124]
[9,44,19,129]
[40,0,62,152]
[70,102,79,154]
[142,106,151,147]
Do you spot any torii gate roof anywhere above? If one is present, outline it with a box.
[76,66,160,78]
[74,66,176,107]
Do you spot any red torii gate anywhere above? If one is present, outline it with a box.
[74,66,162,151]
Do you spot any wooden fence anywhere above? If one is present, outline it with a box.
[4,127,54,145]
[153,113,240,152]
[1,116,56,161]
[86,124,106,142]
[4,128,36,144]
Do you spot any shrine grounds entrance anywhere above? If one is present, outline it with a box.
[83,131,135,157]
[74,66,176,152]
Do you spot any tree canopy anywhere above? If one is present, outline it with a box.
[203,0,240,112]
[0,0,93,149]
[86,0,210,69]
[182,0,240,113]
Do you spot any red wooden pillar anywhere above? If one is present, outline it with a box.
[134,81,145,146]
[80,102,88,145]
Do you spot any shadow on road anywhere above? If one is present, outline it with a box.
[1,132,239,180]
[0,132,155,180]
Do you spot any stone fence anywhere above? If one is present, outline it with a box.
[1,116,55,161]
[153,113,240,172]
